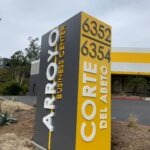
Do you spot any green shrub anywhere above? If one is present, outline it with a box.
[21,84,29,94]
[0,113,18,125]
[0,81,22,95]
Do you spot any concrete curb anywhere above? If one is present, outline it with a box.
[112,96,144,101]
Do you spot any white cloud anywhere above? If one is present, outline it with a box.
[0,0,150,57]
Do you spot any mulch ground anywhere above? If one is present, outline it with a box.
[0,109,35,138]
[0,109,35,150]
[112,120,150,150]
[0,108,150,150]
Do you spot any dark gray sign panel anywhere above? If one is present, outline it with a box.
[33,12,111,150]
[33,13,81,150]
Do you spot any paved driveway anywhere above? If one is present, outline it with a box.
[112,100,150,126]
[1,96,150,125]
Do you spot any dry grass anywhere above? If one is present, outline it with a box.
[0,98,32,114]
[127,114,138,127]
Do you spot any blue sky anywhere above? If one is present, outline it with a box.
[0,0,150,58]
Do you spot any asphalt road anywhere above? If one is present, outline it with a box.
[0,96,36,106]
[1,96,150,126]
[112,100,150,126]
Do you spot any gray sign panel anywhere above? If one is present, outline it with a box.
[33,13,81,150]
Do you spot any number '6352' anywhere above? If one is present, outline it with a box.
[82,18,111,43]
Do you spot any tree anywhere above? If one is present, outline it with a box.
[127,76,148,97]
[0,68,11,83]
[9,37,40,86]
[25,37,40,63]
[9,50,29,86]
[0,37,40,95]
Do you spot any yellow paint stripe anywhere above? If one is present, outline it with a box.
[112,52,150,63]
[48,132,51,150]
[111,71,150,76]
[48,45,57,150]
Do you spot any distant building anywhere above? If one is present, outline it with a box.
[29,47,150,96]
[29,60,40,96]
[111,47,150,96]
[0,58,10,69]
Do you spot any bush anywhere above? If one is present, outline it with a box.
[127,114,138,127]
[0,81,22,95]
[0,113,18,125]
[21,84,29,95]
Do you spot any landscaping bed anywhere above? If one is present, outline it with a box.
[0,100,150,150]
[112,120,150,150]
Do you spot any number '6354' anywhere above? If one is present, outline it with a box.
[81,40,111,62]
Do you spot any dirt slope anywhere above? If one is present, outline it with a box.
[0,109,35,150]
[0,104,150,149]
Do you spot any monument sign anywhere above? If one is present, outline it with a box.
[33,12,111,150]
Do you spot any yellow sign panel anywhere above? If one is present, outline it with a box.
[75,12,111,150]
